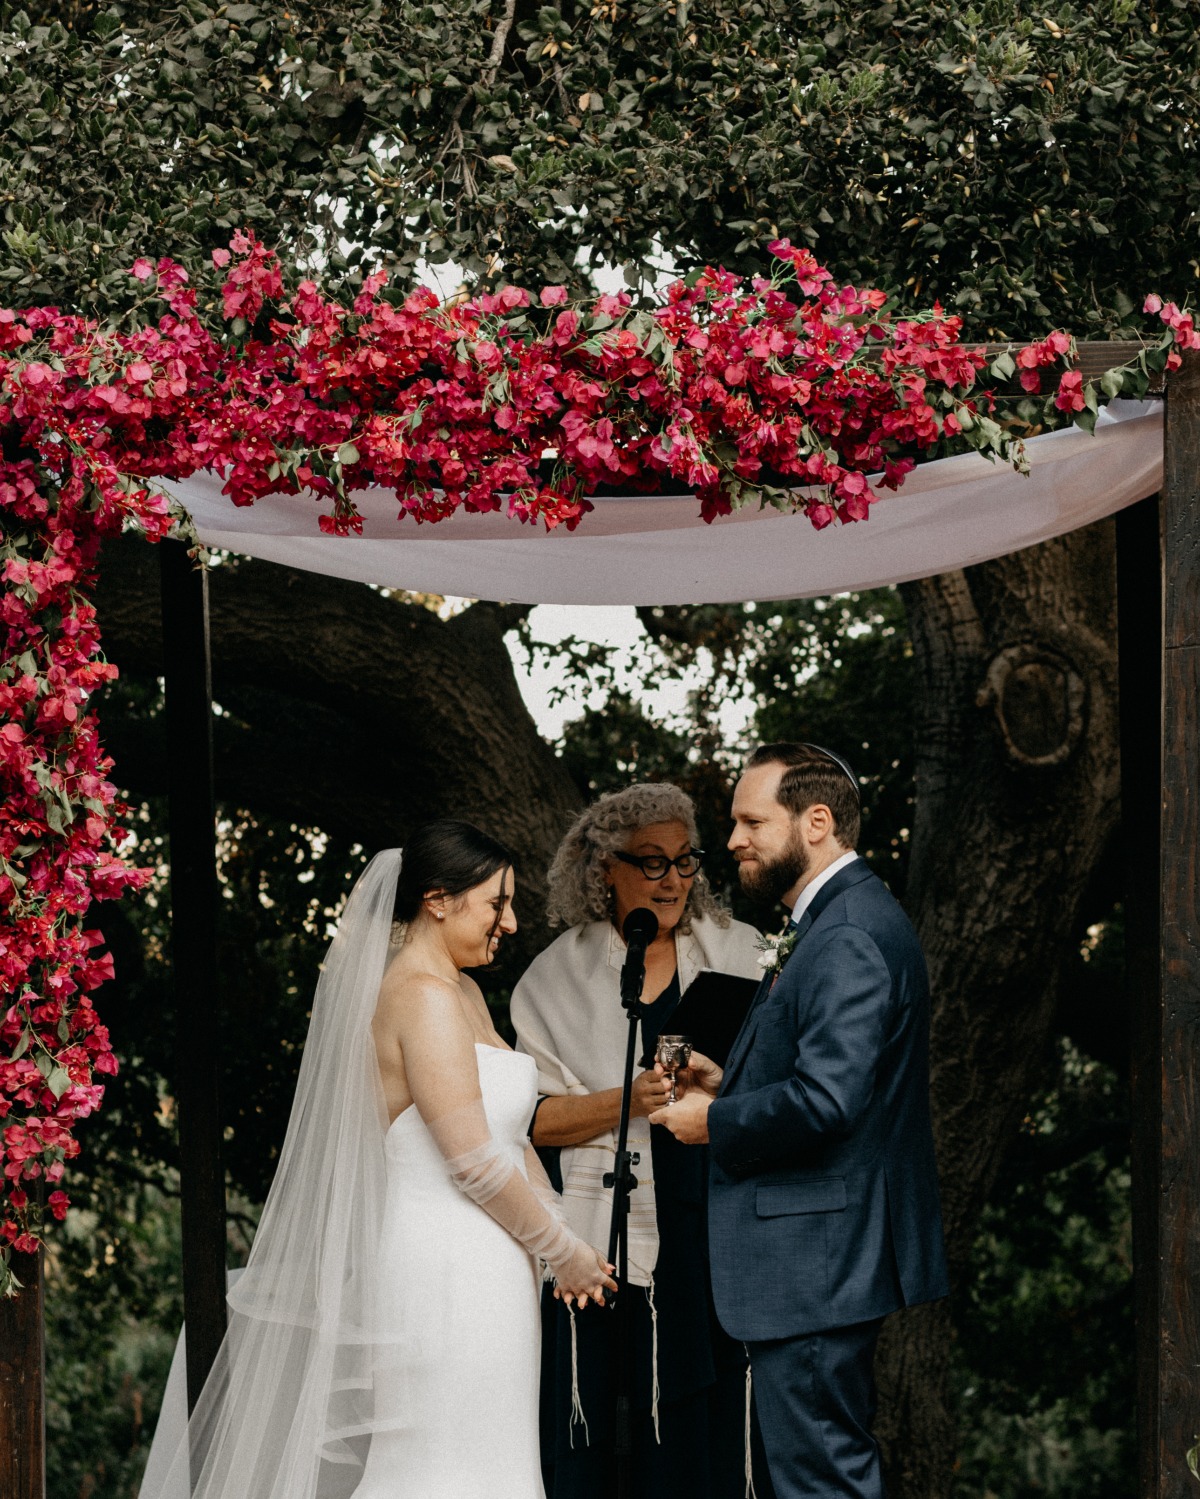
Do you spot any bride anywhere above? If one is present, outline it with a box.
[142,822,614,1499]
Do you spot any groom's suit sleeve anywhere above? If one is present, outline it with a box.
[708,924,892,1177]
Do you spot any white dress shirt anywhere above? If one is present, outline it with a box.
[790,850,860,924]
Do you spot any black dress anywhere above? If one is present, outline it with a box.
[535,974,774,1499]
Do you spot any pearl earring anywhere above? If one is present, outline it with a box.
[435,911,444,920]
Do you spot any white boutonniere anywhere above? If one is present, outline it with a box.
[755,921,799,978]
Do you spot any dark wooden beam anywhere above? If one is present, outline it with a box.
[1117,492,1163,1498]
[160,541,227,1415]
[975,340,1157,384]
[0,1243,45,1499]
[1156,346,1200,1496]
[968,340,1166,397]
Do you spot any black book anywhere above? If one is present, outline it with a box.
[659,968,762,1068]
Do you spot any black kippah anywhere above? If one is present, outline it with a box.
[799,742,861,800]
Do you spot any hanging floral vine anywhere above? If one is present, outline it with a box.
[0,232,1194,1293]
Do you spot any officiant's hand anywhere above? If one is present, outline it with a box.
[649,1089,712,1144]
[631,1067,672,1117]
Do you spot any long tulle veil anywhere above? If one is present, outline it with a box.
[142,848,404,1499]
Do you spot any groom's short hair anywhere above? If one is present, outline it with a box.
[746,742,861,849]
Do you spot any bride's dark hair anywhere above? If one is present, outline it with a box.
[393,820,516,923]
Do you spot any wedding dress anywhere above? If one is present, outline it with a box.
[350,1043,545,1499]
[139,852,585,1499]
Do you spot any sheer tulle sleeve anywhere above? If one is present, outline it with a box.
[398,969,607,1293]
[422,1101,602,1287]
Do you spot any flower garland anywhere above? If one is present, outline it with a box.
[0,341,173,1292]
[0,233,1195,1294]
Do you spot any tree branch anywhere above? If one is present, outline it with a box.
[94,536,582,969]
[483,0,520,83]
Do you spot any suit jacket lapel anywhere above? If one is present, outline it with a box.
[718,970,773,1090]
[802,857,871,927]
[717,860,875,1095]
[719,912,811,1093]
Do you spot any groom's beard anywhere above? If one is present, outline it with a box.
[738,832,810,905]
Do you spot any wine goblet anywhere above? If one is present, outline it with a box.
[655,1035,693,1105]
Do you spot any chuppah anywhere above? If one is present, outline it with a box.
[1,233,1196,1498]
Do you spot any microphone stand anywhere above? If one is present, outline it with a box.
[603,908,656,1499]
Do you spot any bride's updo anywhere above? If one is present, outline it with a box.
[393,820,516,923]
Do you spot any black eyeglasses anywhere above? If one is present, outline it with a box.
[612,849,705,880]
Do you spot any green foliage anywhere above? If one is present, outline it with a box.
[634,589,916,884]
[44,1186,180,1499]
[2,0,1196,330]
[560,687,696,798]
[952,1040,1134,1499]
[0,1,420,312]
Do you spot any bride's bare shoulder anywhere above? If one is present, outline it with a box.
[377,963,468,1037]
[457,971,501,1032]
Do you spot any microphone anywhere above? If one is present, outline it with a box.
[622,907,659,952]
[619,908,658,1010]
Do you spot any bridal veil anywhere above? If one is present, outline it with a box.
[142,849,404,1499]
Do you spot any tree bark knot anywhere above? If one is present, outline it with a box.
[976,643,1088,767]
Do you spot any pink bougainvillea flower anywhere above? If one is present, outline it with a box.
[1054,369,1087,413]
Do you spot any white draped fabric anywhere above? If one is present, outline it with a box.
[167,400,1162,604]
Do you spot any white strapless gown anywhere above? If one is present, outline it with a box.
[350,1044,546,1499]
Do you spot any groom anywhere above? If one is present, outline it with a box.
[651,741,948,1498]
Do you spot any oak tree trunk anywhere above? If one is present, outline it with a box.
[877,519,1122,1496]
[94,537,584,971]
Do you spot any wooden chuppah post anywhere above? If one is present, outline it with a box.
[160,541,227,1413]
[0,1240,45,1499]
[1123,349,1200,1499]
[1117,487,1162,1498]
[1145,347,1200,1498]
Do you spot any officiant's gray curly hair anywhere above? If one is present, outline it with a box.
[545,782,730,932]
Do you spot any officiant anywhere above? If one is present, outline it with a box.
[511,782,773,1499]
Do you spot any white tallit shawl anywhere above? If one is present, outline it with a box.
[511,913,762,1287]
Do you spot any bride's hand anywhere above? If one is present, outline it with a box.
[552,1244,617,1309]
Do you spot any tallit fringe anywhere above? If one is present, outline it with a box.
[647,1274,661,1444]
[568,1303,589,1448]
[744,1360,759,1499]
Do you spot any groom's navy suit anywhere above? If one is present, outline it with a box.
[707,856,947,1497]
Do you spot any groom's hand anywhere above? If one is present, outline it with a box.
[660,1051,723,1099]
[649,1089,712,1144]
